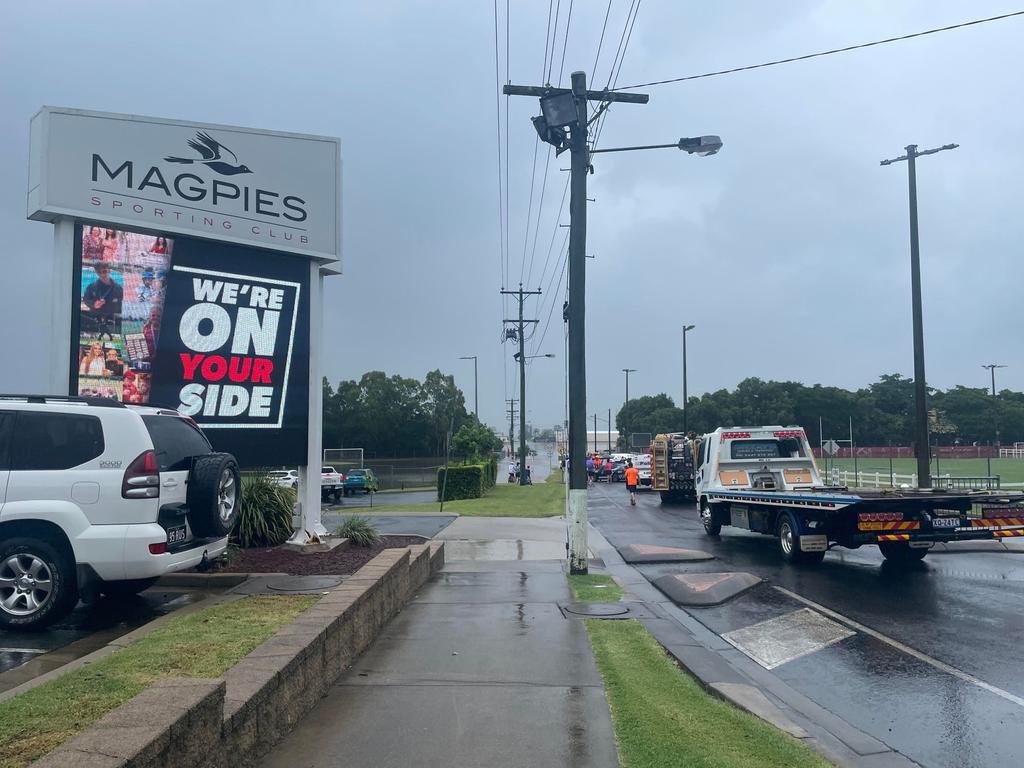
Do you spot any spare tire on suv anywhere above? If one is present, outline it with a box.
[187,453,242,538]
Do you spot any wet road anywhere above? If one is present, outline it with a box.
[587,482,1024,768]
[0,585,213,694]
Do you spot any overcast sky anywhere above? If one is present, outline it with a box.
[3,1,1022,435]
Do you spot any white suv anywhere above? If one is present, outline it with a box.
[0,395,240,629]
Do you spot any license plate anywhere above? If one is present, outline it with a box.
[932,518,959,528]
[167,524,187,545]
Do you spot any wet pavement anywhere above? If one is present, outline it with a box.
[0,584,214,693]
[587,482,1024,768]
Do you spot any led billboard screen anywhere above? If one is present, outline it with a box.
[72,222,309,466]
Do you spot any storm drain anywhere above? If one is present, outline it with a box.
[232,575,346,595]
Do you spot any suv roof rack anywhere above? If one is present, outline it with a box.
[0,394,126,408]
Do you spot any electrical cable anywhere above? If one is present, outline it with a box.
[547,0,562,84]
[557,0,575,86]
[612,9,1024,90]
[493,0,509,405]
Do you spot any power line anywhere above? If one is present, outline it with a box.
[547,0,562,84]
[492,0,505,291]
[593,0,641,149]
[557,0,575,86]
[542,0,554,81]
[592,0,614,77]
[613,9,1024,90]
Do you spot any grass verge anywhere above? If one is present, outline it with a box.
[0,595,315,768]
[568,574,624,603]
[587,620,828,768]
[382,480,565,517]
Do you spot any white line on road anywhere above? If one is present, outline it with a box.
[774,585,1024,709]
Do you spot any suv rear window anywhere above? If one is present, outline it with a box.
[12,412,104,470]
[142,415,212,472]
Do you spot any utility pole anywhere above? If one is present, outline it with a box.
[682,324,695,434]
[983,363,1007,476]
[608,407,611,452]
[502,284,541,485]
[506,399,518,459]
[880,142,958,489]
[459,356,478,418]
[504,72,650,574]
[622,368,636,449]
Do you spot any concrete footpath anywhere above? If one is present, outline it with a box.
[258,516,618,768]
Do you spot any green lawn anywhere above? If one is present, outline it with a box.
[824,457,1024,484]
[587,620,828,768]
[568,574,624,603]
[380,480,565,517]
[0,595,314,768]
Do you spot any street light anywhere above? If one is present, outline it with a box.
[514,352,556,361]
[622,368,636,449]
[458,356,478,419]
[589,135,724,155]
[682,325,695,434]
[880,142,959,489]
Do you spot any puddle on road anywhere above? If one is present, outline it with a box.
[444,539,566,561]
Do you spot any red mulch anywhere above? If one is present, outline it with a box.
[216,535,427,576]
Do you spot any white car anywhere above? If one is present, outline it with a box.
[0,395,239,629]
[268,470,298,489]
[631,454,653,488]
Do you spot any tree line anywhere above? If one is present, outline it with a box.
[322,370,502,459]
[617,374,1024,447]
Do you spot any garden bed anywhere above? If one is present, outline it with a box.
[217,535,426,576]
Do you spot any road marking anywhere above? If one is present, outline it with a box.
[775,586,1024,709]
[723,608,854,669]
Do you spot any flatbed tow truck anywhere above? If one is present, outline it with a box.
[693,426,1024,564]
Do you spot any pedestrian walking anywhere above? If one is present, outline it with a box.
[586,455,596,487]
[624,461,639,506]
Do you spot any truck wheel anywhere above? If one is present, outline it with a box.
[188,453,242,539]
[700,500,721,536]
[879,542,929,563]
[0,536,78,630]
[777,511,825,564]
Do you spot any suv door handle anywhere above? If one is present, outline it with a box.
[162,479,179,488]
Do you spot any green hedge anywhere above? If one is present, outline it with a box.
[437,456,500,501]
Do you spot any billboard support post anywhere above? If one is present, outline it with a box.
[291,264,327,541]
[50,219,75,394]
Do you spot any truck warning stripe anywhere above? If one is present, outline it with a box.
[993,529,1024,538]
[858,521,921,531]
[877,534,911,541]
[972,518,1024,528]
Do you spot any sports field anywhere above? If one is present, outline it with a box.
[823,457,1024,485]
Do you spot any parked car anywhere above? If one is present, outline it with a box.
[322,466,346,502]
[0,395,238,629]
[268,469,298,489]
[344,468,378,495]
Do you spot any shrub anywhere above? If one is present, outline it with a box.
[437,463,485,501]
[334,516,382,547]
[233,474,296,548]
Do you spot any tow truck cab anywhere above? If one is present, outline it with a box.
[694,426,822,501]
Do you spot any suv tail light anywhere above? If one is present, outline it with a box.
[123,450,160,499]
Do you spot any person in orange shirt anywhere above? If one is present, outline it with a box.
[624,461,640,506]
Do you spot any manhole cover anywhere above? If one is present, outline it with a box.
[266,576,344,592]
[562,602,630,617]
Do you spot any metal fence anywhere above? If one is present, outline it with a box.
[830,469,1010,490]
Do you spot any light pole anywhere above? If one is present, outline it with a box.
[459,355,478,419]
[622,368,637,449]
[881,142,958,489]
[682,325,695,434]
[504,71,720,574]
[983,363,1007,476]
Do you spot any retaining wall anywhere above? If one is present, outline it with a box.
[33,541,445,768]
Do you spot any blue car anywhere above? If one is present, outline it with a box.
[343,468,379,495]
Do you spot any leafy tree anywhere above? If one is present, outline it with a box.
[451,418,503,461]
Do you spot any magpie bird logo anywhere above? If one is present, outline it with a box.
[164,131,253,176]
